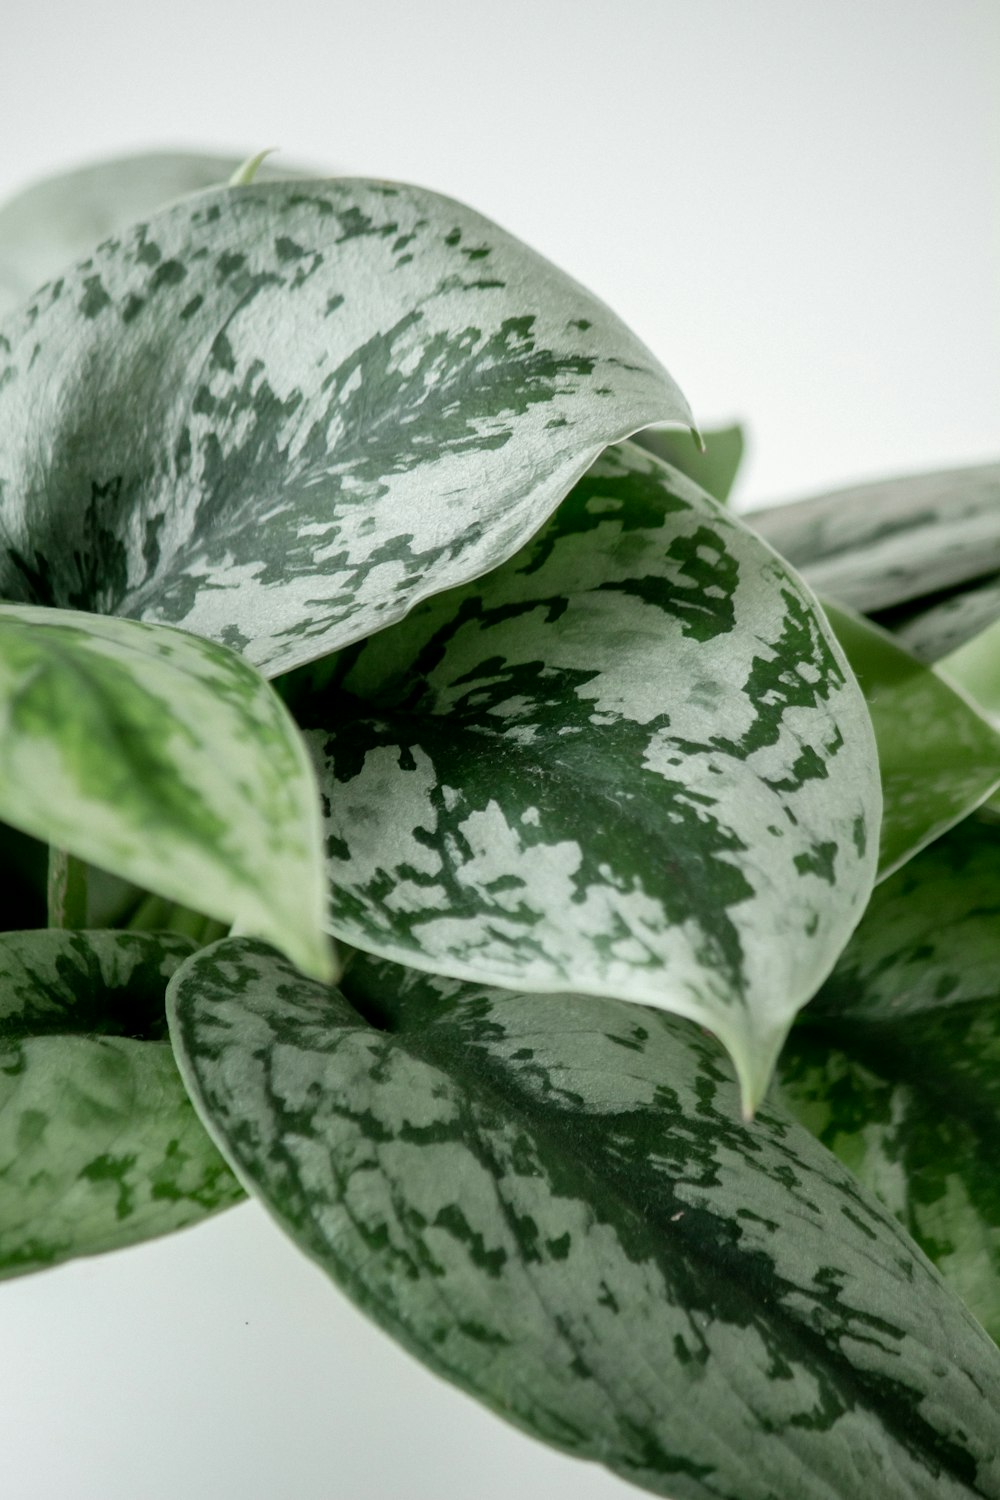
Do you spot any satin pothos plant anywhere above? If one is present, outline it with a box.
[0,151,998,1500]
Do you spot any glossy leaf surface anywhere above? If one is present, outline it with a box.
[301,442,880,1111]
[169,937,1000,1500]
[778,816,1000,1342]
[0,178,690,676]
[0,929,243,1277]
[0,605,332,979]
[750,462,1000,615]
[825,603,1000,878]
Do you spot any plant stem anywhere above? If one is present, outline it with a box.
[46,848,89,928]
[126,893,229,946]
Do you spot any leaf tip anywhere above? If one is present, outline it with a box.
[722,1022,790,1122]
[228,149,278,187]
[284,928,340,987]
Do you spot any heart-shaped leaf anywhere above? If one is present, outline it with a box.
[0,149,303,316]
[750,461,1000,617]
[0,178,691,676]
[0,928,243,1278]
[778,815,1000,1342]
[0,605,333,979]
[168,937,1000,1500]
[823,603,1000,878]
[298,441,880,1111]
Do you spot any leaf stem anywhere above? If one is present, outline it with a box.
[46,848,89,928]
[126,893,229,947]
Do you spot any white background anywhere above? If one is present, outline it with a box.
[1,3,997,1498]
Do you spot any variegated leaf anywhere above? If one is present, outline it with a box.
[749,461,1000,616]
[0,179,691,677]
[778,816,1000,1343]
[0,929,243,1277]
[0,604,332,979]
[825,603,1000,879]
[885,573,1000,662]
[168,937,1000,1500]
[0,149,303,316]
[633,421,745,502]
[298,441,879,1112]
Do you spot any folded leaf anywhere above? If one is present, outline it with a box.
[168,937,1000,1500]
[0,177,691,676]
[824,603,1000,879]
[300,441,880,1111]
[778,816,1000,1342]
[749,462,1000,615]
[0,605,333,979]
[0,149,301,315]
[0,929,243,1277]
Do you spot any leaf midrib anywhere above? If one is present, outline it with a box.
[334,991,990,1494]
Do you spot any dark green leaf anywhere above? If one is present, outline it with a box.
[824,603,1000,878]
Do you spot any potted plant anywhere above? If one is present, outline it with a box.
[1,149,997,1500]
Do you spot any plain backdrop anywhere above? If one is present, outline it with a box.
[1,4,997,1498]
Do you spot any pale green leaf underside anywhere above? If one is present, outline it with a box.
[940,619,1000,725]
[300,442,880,1112]
[0,605,333,979]
[0,149,304,317]
[750,461,1000,618]
[0,929,243,1278]
[633,421,744,503]
[168,937,1000,1500]
[0,177,691,677]
[824,603,1000,879]
[778,816,1000,1343]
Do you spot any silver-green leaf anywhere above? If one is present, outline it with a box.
[749,461,1000,617]
[0,928,243,1278]
[778,815,1000,1342]
[0,605,333,979]
[0,178,691,676]
[298,441,880,1112]
[0,149,303,316]
[168,937,1000,1500]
